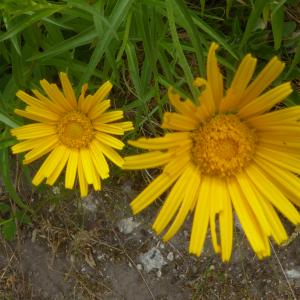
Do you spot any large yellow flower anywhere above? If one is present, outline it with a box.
[11,73,133,197]
[124,43,300,261]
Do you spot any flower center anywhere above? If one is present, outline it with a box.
[57,111,94,149]
[191,114,257,177]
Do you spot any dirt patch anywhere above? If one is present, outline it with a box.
[0,178,300,299]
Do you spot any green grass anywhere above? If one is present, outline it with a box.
[0,0,299,238]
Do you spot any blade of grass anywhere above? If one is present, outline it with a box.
[0,148,33,213]
[240,0,267,49]
[191,15,238,60]
[285,39,300,79]
[0,112,20,128]
[166,0,198,101]
[174,0,205,76]
[271,1,286,50]
[27,26,98,61]
[0,6,63,42]
[79,0,135,87]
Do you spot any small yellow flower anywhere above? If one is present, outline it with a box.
[11,73,133,197]
[124,43,300,261]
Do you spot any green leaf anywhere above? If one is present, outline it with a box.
[271,2,285,50]
[0,6,63,42]
[0,203,11,214]
[240,0,268,49]
[166,0,198,101]
[0,112,20,128]
[27,26,98,61]
[79,0,135,86]
[15,210,31,225]
[285,39,300,79]
[1,218,16,241]
[191,15,238,60]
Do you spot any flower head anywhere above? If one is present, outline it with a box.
[124,43,300,261]
[11,73,133,197]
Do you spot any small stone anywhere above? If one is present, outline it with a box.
[117,217,140,234]
[82,194,98,212]
[167,252,174,261]
[157,270,162,277]
[286,268,300,279]
[159,243,165,249]
[139,247,167,273]
[52,186,60,195]
[209,265,215,271]
[136,264,143,271]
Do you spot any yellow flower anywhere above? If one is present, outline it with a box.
[11,73,133,197]
[124,43,300,261]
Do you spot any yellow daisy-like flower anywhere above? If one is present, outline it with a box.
[124,43,300,261]
[11,73,133,197]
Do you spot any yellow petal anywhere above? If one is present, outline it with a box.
[59,72,78,109]
[14,109,56,124]
[31,89,66,114]
[79,149,100,191]
[95,132,124,150]
[40,79,70,112]
[16,90,49,110]
[219,183,233,262]
[235,172,272,236]
[162,112,199,131]
[93,123,124,135]
[23,136,59,164]
[210,177,226,255]
[152,165,196,235]
[130,161,185,214]
[77,155,88,197]
[79,148,96,185]
[95,141,124,167]
[11,124,57,140]
[247,106,300,128]
[32,145,67,186]
[168,87,197,119]
[240,56,285,106]
[78,83,88,109]
[65,149,79,189]
[219,54,257,112]
[227,177,268,255]
[258,195,288,244]
[189,176,211,256]
[128,132,191,150]
[124,151,173,170]
[88,100,111,120]
[238,82,292,119]
[193,77,216,117]
[25,105,60,121]
[256,146,300,174]
[89,139,109,179]
[254,156,300,207]
[81,81,112,113]
[163,165,201,241]
[245,163,300,224]
[114,121,134,132]
[46,147,71,185]
[94,111,123,124]
[12,137,49,154]
[207,42,223,107]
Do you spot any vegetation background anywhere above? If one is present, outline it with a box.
[0,0,299,299]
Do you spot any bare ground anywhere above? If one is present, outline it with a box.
[1,176,300,300]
